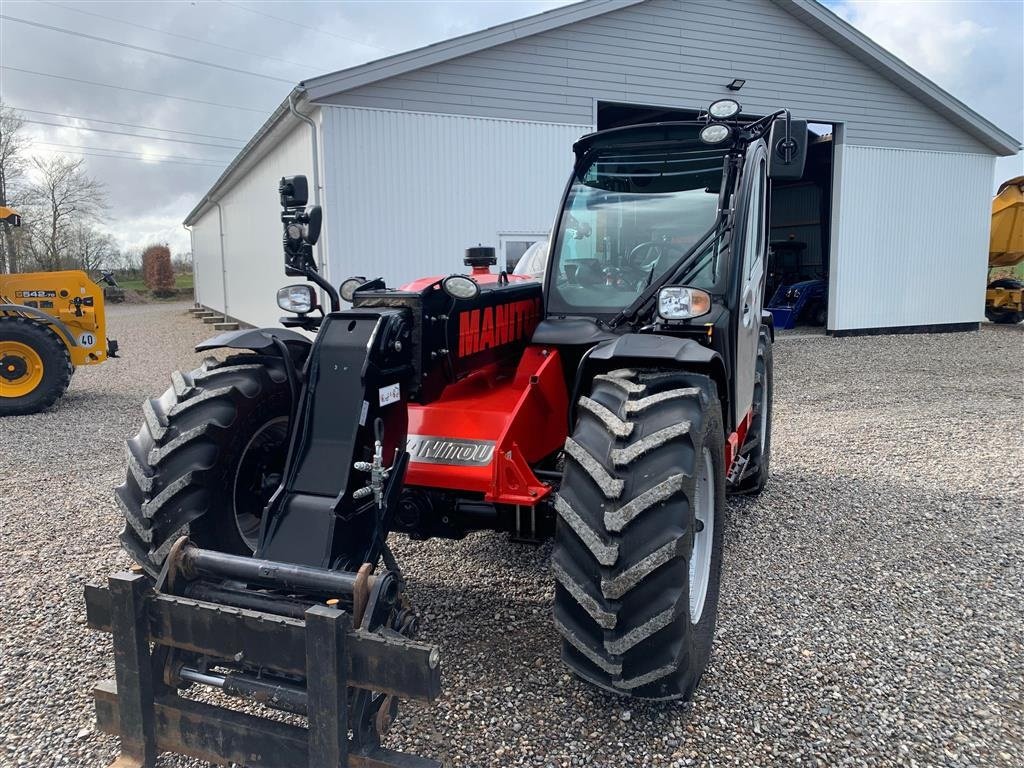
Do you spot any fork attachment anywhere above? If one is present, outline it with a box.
[84,541,441,768]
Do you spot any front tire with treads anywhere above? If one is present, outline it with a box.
[553,369,725,700]
[115,354,292,576]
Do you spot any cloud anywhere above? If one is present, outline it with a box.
[828,0,1023,183]
[832,0,989,78]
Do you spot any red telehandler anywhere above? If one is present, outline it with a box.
[86,100,807,767]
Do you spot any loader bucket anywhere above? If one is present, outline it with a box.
[989,176,1024,268]
[84,540,442,768]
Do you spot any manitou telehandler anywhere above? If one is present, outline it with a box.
[86,100,807,767]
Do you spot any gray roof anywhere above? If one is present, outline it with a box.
[185,0,1020,225]
[302,0,647,99]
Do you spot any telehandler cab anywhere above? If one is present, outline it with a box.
[87,101,807,767]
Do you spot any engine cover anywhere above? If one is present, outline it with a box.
[353,275,542,403]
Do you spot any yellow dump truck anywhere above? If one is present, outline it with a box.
[985,176,1024,325]
[1,207,119,415]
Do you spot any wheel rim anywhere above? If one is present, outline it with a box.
[689,447,715,624]
[0,341,44,398]
[232,416,289,551]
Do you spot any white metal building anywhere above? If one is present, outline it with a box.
[185,0,1020,333]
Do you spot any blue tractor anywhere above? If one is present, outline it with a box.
[766,279,827,330]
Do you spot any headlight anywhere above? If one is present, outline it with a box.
[286,223,303,241]
[699,123,731,144]
[658,287,712,320]
[708,99,741,119]
[441,274,480,300]
[277,284,316,314]
[339,276,367,303]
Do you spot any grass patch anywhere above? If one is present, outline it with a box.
[115,273,193,296]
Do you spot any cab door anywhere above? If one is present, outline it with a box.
[732,141,768,426]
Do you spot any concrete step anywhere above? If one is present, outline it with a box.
[203,316,225,324]
[186,307,207,315]
[194,312,218,320]
[213,322,240,331]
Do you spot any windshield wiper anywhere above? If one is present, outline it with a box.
[607,225,718,329]
[607,151,740,330]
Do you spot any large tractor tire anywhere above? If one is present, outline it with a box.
[116,354,292,576]
[985,278,1024,325]
[0,317,72,416]
[553,369,725,700]
[734,327,773,494]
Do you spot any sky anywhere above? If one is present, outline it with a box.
[1,0,1021,257]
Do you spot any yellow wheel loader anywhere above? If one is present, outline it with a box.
[0,206,119,415]
[985,177,1024,325]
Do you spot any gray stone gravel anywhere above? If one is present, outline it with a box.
[1,302,1021,767]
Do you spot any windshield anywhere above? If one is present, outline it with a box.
[547,144,726,315]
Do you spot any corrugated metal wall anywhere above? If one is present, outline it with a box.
[191,213,223,311]
[321,0,989,154]
[189,120,316,328]
[320,106,589,286]
[830,145,995,330]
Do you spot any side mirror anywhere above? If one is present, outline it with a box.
[279,175,308,208]
[305,205,322,246]
[767,118,807,180]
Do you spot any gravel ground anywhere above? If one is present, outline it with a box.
[1,301,1022,768]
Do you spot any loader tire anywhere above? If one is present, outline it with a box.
[116,354,292,576]
[553,369,725,700]
[985,278,1024,325]
[734,327,773,494]
[0,317,73,416]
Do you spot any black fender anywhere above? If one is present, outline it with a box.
[195,327,312,364]
[573,333,730,428]
[0,303,78,347]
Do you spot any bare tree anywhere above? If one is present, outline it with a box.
[118,246,143,273]
[71,223,119,273]
[23,156,107,271]
[172,250,193,273]
[0,102,29,273]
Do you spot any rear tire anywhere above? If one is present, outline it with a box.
[116,354,292,576]
[0,317,72,416]
[553,369,725,700]
[734,327,773,494]
[985,278,1024,324]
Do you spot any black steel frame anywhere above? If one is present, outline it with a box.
[86,572,441,768]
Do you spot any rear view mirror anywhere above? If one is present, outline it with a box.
[767,118,807,180]
[279,175,308,208]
